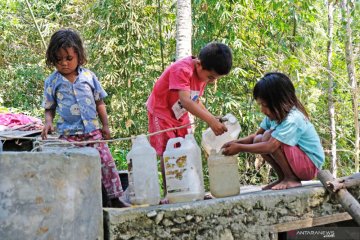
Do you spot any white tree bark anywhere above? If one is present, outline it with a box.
[176,0,192,60]
[341,0,359,173]
[327,0,337,177]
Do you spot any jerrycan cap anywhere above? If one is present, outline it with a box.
[227,115,237,124]
[220,114,237,124]
[132,134,150,146]
[134,134,147,141]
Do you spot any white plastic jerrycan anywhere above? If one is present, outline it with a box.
[201,113,241,155]
[163,136,204,203]
[185,134,205,197]
[126,135,160,205]
[208,150,240,198]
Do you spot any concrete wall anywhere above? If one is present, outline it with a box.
[1,147,359,240]
[104,183,360,240]
[0,147,103,240]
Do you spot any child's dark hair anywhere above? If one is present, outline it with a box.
[253,72,308,123]
[198,42,232,75]
[46,28,87,67]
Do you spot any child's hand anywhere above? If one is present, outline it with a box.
[41,123,54,140]
[221,142,239,156]
[209,118,228,136]
[222,140,238,147]
[101,126,111,140]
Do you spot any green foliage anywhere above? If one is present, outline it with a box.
[1,0,360,188]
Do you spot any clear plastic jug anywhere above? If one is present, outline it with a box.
[126,135,160,205]
[208,150,240,198]
[163,136,204,203]
[201,113,241,155]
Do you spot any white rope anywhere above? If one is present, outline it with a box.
[0,121,196,152]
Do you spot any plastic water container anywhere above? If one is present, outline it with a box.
[184,134,205,197]
[163,136,204,203]
[201,113,241,155]
[126,135,160,205]
[208,150,240,198]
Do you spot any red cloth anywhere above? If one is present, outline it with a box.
[282,144,318,180]
[148,112,191,156]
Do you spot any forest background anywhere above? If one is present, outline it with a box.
[1,0,359,190]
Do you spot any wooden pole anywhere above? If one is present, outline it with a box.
[327,173,360,192]
[317,170,360,225]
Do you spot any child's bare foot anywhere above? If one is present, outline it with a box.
[159,198,169,205]
[271,179,301,190]
[204,193,214,200]
[262,180,282,190]
[110,197,131,208]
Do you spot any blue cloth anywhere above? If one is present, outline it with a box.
[260,108,324,169]
[42,67,107,135]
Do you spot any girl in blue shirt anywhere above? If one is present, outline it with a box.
[222,72,324,190]
[41,29,129,207]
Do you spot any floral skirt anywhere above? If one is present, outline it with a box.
[60,129,124,199]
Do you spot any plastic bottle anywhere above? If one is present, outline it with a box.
[126,135,160,205]
[163,136,204,203]
[207,150,240,198]
[0,140,2,152]
[201,113,241,155]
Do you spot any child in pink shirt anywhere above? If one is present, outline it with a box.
[147,42,233,196]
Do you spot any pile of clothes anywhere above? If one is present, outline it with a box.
[0,113,43,132]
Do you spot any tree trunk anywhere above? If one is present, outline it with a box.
[176,0,195,130]
[176,0,192,60]
[327,0,337,177]
[341,0,359,173]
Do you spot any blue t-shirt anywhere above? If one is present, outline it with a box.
[260,108,324,169]
[42,67,107,136]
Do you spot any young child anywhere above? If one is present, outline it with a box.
[41,29,129,207]
[222,72,324,190]
[146,42,233,196]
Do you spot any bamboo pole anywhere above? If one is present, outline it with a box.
[318,170,360,225]
[327,172,360,192]
[25,0,47,49]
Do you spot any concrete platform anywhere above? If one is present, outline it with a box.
[104,181,360,240]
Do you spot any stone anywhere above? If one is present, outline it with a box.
[185,215,193,221]
[147,210,157,218]
[220,228,234,240]
[195,216,202,223]
[155,211,165,224]
[173,217,186,224]
[162,218,174,227]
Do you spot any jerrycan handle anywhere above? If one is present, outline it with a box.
[165,137,184,151]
